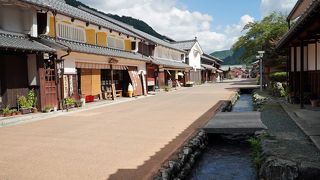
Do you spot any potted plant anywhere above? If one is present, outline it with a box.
[43,105,52,113]
[18,96,31,114]
[33,107,38,113]
[2,105,11,117]
[75,100,82,108]
[163,86,171,92]
[310,94,319,107]
[16,110,22,115]
[32,97,38,113]
[65,97,75,108]
[11,109,17,116]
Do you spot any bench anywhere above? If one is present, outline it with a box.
[105,90,123,99]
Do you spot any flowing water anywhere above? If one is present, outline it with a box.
[188,93,257,180]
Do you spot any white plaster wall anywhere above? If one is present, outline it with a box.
[0,5,37,36]
[296,46,301,71]
[64,59,77,74]
[27,54,39,85]
[308,44,316,71]
[188,42,202,70]
[304,46,308,71]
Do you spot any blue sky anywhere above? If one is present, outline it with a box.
[179,0,261,33]
[83,0,297,53]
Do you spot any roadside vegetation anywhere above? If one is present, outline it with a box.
[233,12,288,67]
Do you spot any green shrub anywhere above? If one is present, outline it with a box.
[43,105,52,112]
[18,96,28,109]
[2,105,11,115]
[66,97,75,105]
[269,72,286,82]
[247,137,263,169]
[163,86,171,91]
[227,72,232,79]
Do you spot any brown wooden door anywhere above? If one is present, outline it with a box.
[40,69,58,109]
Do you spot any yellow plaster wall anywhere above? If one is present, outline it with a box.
[85,29,96,45]
[97,32,107,47]
[48,16,55,37]
[125,40,132,51]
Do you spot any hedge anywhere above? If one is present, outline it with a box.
[269,72,286,82]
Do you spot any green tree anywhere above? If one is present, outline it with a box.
[233,12,288,67]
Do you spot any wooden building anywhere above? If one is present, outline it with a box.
[200,54,223,83]
[18,0,151,103]
[172,38,203,84]
[276,0,320,108]
[0,1,59,110]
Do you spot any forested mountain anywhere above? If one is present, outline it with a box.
[64,0,165,39]
[211,47,253,65]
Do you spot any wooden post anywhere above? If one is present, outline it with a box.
[300,41,304,109]
[110,64,116,100]
[294,46,297,100]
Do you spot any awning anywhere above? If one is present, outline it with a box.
[75,62,127,70]
[151,57,192,69]
[177,72,184,76]
[201,64,217,70]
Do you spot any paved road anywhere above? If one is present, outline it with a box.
[0,79,257,180]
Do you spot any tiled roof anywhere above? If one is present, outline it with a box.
[201,64,216,70]
[203,53,223,63]
[201,55,216,63]
[0,32,55,52]
[171,39,197,50]
[151,57,192,69]
[38,36,148,61]
[276,0,320,48]
[78,6,186,53]
[21,0,143,39]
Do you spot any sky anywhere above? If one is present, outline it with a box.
[81,0,298,53]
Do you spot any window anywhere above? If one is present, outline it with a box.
[181,54,185,61]
[107,36,124,50]
[57,23,85,42]
[131,41,136,51]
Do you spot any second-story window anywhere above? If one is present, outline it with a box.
[181,54,185,61]
[107,36,124,50]
[57,23,85,42]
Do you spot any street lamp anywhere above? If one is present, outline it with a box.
[256,51,265,92]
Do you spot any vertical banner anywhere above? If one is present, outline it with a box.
[63,75,69,98]
[69,75,73,96]
[128,66,143,96]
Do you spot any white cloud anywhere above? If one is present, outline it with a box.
[260,0,298,17]
[81,0,254,53]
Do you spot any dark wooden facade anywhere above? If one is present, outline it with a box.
[0,52,58,111]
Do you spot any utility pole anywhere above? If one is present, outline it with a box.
[257,51,265,92]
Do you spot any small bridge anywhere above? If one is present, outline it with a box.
[203,112,267,134]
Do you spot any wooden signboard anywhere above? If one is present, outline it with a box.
[128,66,143,96]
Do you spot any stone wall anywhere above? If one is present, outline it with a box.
[154,130,208,180]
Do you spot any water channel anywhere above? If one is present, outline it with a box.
[188,93,258,180]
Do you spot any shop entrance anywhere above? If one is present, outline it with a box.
[101,69,131,98]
